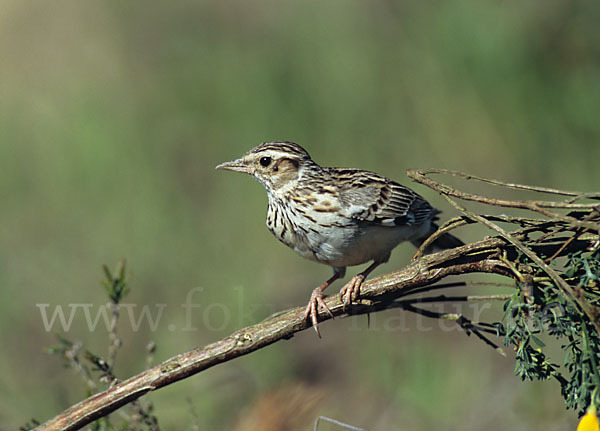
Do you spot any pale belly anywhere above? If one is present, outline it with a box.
[272,215,431,268]
[307,222,430,267]
[266,199,431,268]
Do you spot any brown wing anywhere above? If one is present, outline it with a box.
[334,169,437,226]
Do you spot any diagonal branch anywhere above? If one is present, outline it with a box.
[407,168,600,333]
[34,171,599,431]
[36,238,513,431]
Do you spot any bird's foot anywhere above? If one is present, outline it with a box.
[340,274,365,311]
[303,287,334,338]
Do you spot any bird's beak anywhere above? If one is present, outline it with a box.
[215,158,251,174]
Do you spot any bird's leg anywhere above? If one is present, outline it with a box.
[304,272,342,337]
[340,261,382,310]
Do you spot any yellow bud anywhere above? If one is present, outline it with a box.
[578,406,599,431]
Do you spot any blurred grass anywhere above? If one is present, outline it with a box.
[1,0,598,429]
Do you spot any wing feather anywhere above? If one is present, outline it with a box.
[335,169,436,226]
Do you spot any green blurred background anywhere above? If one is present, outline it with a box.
[1,0,598,429]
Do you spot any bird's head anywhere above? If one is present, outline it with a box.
[216,141,313,192]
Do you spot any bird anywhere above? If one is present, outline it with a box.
[216,141,463,336]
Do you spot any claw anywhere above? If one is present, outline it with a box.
[340,274,365,311]
[303,287,334,338]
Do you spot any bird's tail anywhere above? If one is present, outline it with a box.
[410,223,464,254]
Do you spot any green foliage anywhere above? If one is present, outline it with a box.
[18,419,40,431]
[43,262,159,431]
[102,259,129,305]
[85,350,115,384]
[499,248,600,413]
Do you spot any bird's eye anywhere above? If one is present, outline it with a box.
[259,156,272,167]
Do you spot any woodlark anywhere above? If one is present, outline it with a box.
[216,141,463,336]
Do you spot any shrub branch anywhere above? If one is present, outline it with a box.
[33,170,600,431]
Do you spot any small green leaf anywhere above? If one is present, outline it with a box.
[531,335,546,348]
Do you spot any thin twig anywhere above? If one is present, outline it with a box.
[314,416,366,431]
[444,194,600,333]
[407,169,599,231]
[413,216,470,259]
[410,168,595,200]
[545,228,587,263]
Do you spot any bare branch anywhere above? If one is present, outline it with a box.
[407,168,600,333]
[408,168,599,230]
[34,171,600,431]
[35,237,517,431]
